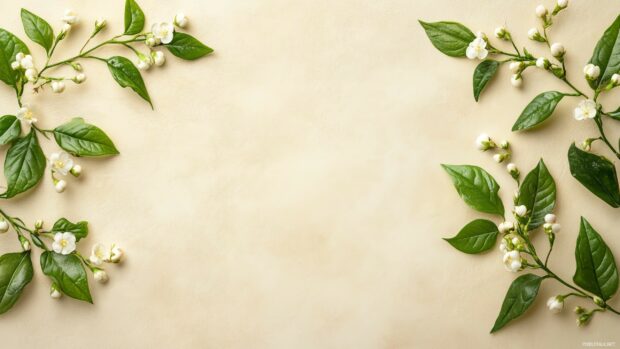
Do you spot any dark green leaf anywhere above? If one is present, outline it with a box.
[511,91,565,131]
[107,56,151,106]
[124,0,145,35]
[574,217,619,301]
[444,219,499,254]
[568,143,620,208]
[0,252,33,315]
[588,15,620,90]
[165,32,213,60]
[0,115,21,145]
[40,251,92,303]
[517,159,556,229]
[2,130,45,198]
[419,20,475,57]
[441,164,504,216]
[52,218,88,241]
[20,9,54,53]
[473,60,500,102]
[0,28,30,87]
[53,117,118,157]
[491,274,545,333]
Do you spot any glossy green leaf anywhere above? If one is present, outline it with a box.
[573,218,619,301]
[165,32,213,60]
[517,159,556,229]
[124,0,145,35]
[40,251,92,303]
[588,15,620,90]
[20,9,54,53]
[2,130,45,198]
[491,274,545,333]
[608,107,620,120]
[473,60,500,102]
[441,164,504,216]
[0,252,33,315]
[419,20,475,57]
[511,91,565,131]
[53,117,118,157]
[568,143,620,208]
[52,218,88,241]
[0,115,21,145]
[444,219,499,254]
[107,56,151,106]
[0,28,30,87]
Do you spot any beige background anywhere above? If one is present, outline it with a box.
[0,0,619,348]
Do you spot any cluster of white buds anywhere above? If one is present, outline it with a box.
[465,33,488,60]
[49,151,81,193]
[547,295,564,313]
[550,42,565,59]
[59,9,79,39]
[89,243,125,265]
[528,28,545,42]
[574,99,597,121]
[583,63,601,81]
[0,219,9,233]
[543,214,561,234]
[137,51,166,71]
[17,105,37,124]
[11,52,38,82]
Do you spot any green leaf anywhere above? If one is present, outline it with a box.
[107,56,152,106]
[511,91,565,131]
[588,15,620,90]
[40,251,92,303]
[52,218,88,241]
[419,20,475,57]
[607,107,620,120]
[517,159,556,229]
[0,115,21,145]
[568,143,620,208]
[124,0,145,35]
[20,9,54,53]
[53,117,118,157]
[444,219,499,254]
[0,252,33,315]
[491,274,545,333]
[574,218,619,301]
[441,164,504,216]
[2,130,45,198]
[165,32,213,60]
[473,60,500,102]
[0,28,30,87]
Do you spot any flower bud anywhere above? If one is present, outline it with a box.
[506,163,519,178]
[35,219,43,230]
[583,64,601,80]
[547,296,564,313]
[499,140,510,149]
[0,220,8,233]
[18,235,30,251]
[577,313,591,327]
[54,179,67,193]
[95,18,107,31]
[51,81,65,93]
[493,153,509,163]
[528,28,545,42]
[25,68,38,82]
[475,133,495,151]
[550,43,565,58]
[494,26,507,39]
[509,62,523,74]
[612,73,620,86]
[145,36,158,47]
[557,0,568,9]
[110,245,124,263]
[94,269,109,284]
[151,50,165,66]
[174,12,189,28]
[536,57,550,69]
[544,214,556,224]
[514,205,527,217]
[62,9,78,25]
[59,23,72,39]
[535,5,548,18]
[70,164,82,177]
[574,306,585,314]
[551,223,561,233]
[71,62,83,72]
[498,221,514,233]
[73,73,86,84]
[50,284,62,299]
[593,296,605,307]
[510,74,523,87]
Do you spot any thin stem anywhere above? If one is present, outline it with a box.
[594,116,620,159]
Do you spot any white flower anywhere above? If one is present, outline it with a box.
[174,12,188,28]
[89,243,110,266]
[498,221,514,233]
[49,151,74,176]
[466,37,488,60]
[574,100,597,121]
[544,213,556,223]
[547,296,564,313]
[557,0,568,9]
[152,51,165,66]
[54,179,67,193]
[536,57,549,69]
[50,288,62,299]
[60,23,72,37]
[52,232,76,255]
[19,55,34,69]
[151,22,174,44]
[510,74,522,87]
[24,68,38,82]
[51,81,65,93]
[0,220,8,233]
[70,164,82,177]
[94,269,109,283]
[583,64,600,80]
[550,43,565,58]
[535,5,548,18]
[514,205,527,217]
[17,105,37,124]
[73,73,86,84]
[109,245,124,263]
[612,73,620,85]
[552,223,561,233]
[95,18,107,30]
[475,133,494,151]
[528,28,541,40]
[494,26,506,39]
[509,62,523,73]
[62,9,78,25]
[503,250,522,272]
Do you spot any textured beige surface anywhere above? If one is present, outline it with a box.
[1,0,619,348]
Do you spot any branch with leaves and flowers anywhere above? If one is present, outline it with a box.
[442,134,619,333]
[420,0,620,209]
[0,0,211,315]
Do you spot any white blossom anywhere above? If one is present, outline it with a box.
[89,243,110,266]
[557,0,568,9]
[583,64,600,80]
[547,296,564,313]
[514,205,527,217]
[51,81,65,93]
[17,105,37,124]
[94,269,109,283]
[466,37,488,60]
[550,43,565,58]
[475,133,494,151]
[152,51,165,66]
[574,100,597,121]
[510,74,522,87]
[52,232,76,255]
[174,12,188,28]
[503,250,522,272]
[62,9,78,25]
[109,245,124,263]
[49,151,74,176]
[151,22,174,44]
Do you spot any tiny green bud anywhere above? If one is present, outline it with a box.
[34,219,43,230]
[574,306,585,315]
[593,296,605,307]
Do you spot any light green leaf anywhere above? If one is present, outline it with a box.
[40,252,92,303]
[124,0,145,35]
[0,115,21,145]
[588,15,620,90]
[20,8,54,53]
[107,56,152,106]
[0,28,30,87]
[441,164,504,216]
[491,274,545,333]
[511,91,565,131]
[0,252,33,315]
[2,130,45,198]
[53,117,118,157]
[52,218,88,241]
[568,143,620,208]
[517,159,556,229]
[419,20,475,57]
[574,218,619,301]
[473,60,500,102]
[444,219,499,254]
[165,32,213,60]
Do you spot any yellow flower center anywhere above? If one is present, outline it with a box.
[60,239,68,247]
[55,160,65,169]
